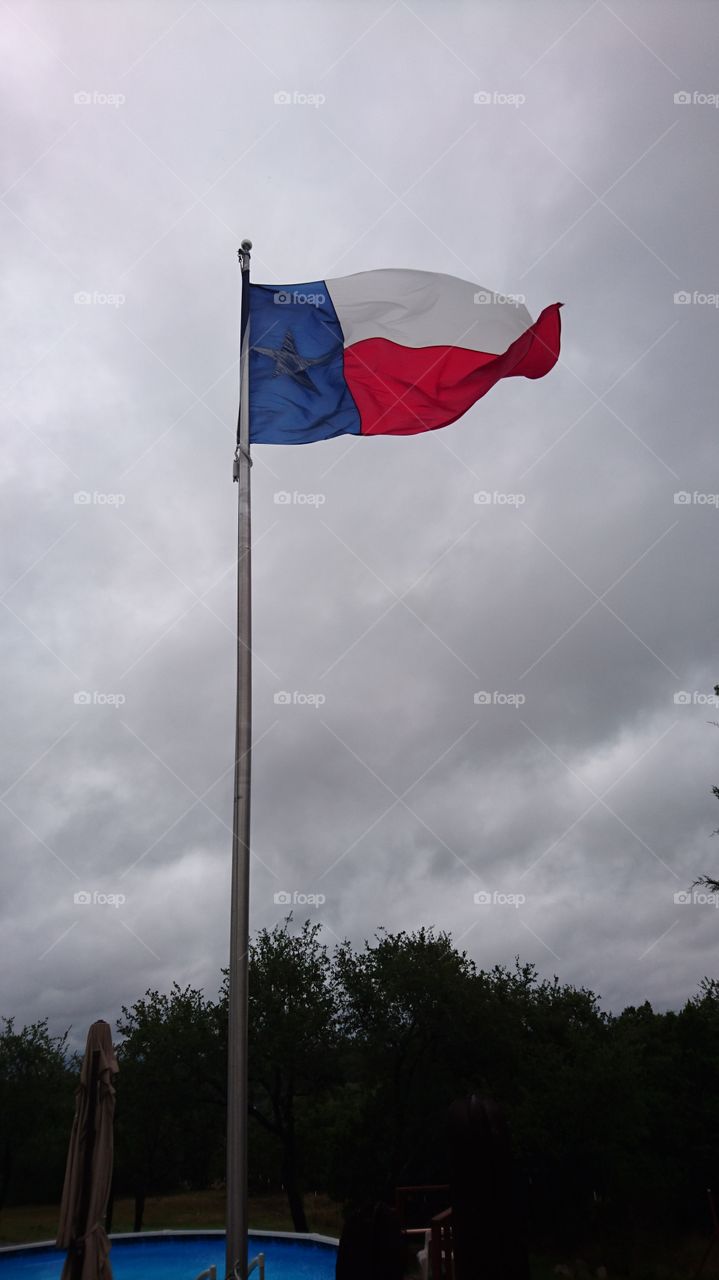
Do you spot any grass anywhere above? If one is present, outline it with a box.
[4,1192,719,1277]
[0,1189,343,1247]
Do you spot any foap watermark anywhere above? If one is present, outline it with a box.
[274,490,326,506]
[473,90,526,108]
[74,290,125,307]
[74,490,126,506]
[74,690,126,707]
[474,690,526,708]
[74,889,126,908]
[674,290,719,307]
[74,90,125,107]
[674,90,719,108]
[274,290,325,306]
[274,690,326,708]
[673,690,718,706]
[273,890,326,907]
[474,289,525,306]
[273,89,325,108]
[674,889,719,908]
[674,491,719,506]
[474,490,526,506]
[474,889,526,908]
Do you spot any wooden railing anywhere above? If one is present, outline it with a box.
[395,1183,450,1235]
[395,1184,454,1278]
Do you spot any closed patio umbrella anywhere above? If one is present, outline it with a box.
[57,1020,119,1280]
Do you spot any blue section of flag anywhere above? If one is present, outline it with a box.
[248,282,361,444]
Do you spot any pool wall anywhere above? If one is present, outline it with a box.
[0,1229,340,1272]
[0,1230,340,1252]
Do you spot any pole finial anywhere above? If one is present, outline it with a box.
[238,240,252,271]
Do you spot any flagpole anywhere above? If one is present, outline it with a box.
[227,238,253,1280]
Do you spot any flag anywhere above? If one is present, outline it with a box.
[248,268,561,444]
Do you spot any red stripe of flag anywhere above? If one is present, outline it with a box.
[343,303,562,437]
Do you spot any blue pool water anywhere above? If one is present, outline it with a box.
[0,1233,337,1279]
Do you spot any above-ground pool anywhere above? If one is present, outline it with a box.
[0,1232,338,1279]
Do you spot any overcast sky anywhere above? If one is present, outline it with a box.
[2,0,718,1044]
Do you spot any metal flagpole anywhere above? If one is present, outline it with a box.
[226,238,253,1280]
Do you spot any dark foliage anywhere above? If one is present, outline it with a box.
[2,922,718,1260]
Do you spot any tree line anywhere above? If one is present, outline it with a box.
[2,919,719,1263]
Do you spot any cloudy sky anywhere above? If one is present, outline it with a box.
[2,0,718,1043]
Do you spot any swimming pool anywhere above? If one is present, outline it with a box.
[0,1231,338,1279]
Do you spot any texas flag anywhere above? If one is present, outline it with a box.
[248,269,561,444]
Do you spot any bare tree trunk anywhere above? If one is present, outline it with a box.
[133,1186,145,1233]
[0,1149,13,1212]
[281,1136,308,1233]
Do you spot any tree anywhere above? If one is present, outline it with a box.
[0,1017,71,1210]
[115,985,225,1231]
[332,927,477,1203]
[224,917,338,1232]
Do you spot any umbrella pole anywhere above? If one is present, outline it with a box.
[226,239,253,1280]
[70,1048,100,1280]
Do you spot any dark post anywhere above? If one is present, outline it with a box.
[448,1093,530,1280]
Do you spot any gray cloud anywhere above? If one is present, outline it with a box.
[2,0,718,1046]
